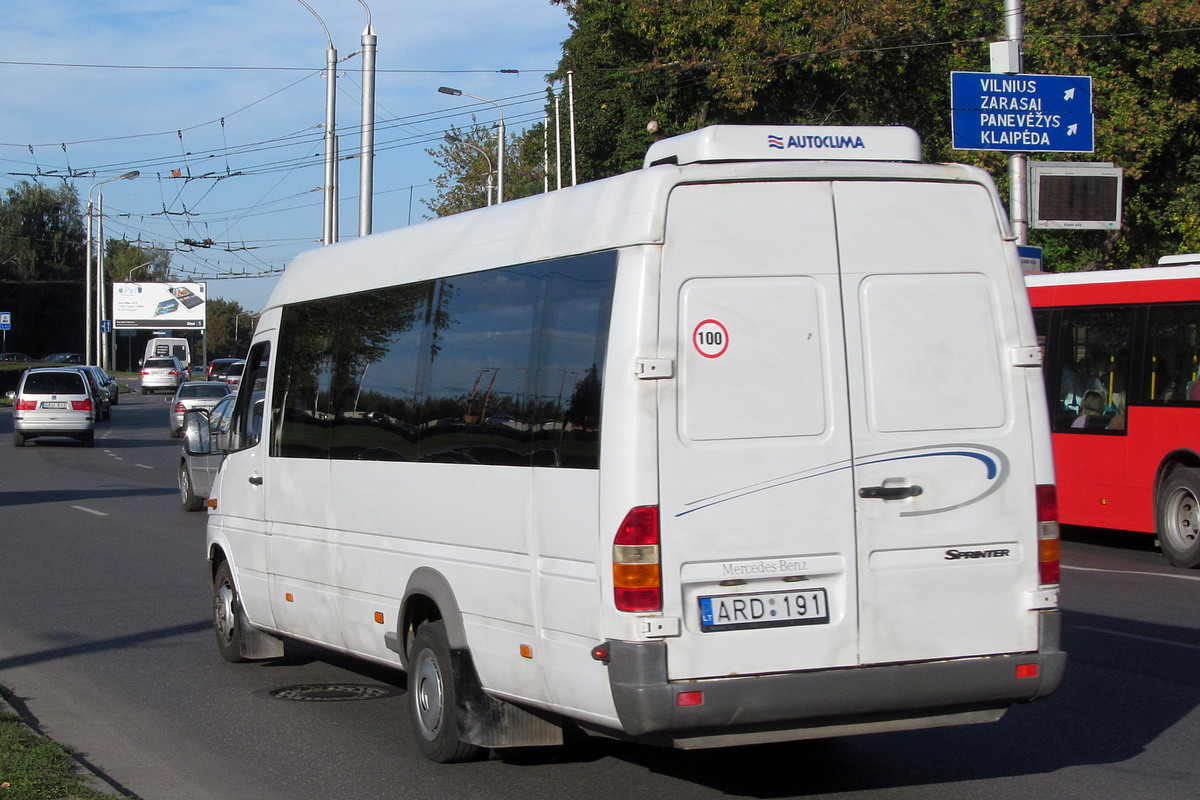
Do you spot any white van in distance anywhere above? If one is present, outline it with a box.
[193,124,1064,763]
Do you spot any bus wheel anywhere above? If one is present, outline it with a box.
[213,561,247,662]
[408,621,480,763]
[1158,469,1200,568]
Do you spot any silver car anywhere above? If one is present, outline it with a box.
[179,393,235,510]
[9,367,96,447]
[141,356,186,394]
[170,381,232,437]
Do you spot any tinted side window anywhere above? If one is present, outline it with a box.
[1145,304,1200,407]
[270,252,617,469]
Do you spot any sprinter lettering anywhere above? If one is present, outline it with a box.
[944,548,1012,560]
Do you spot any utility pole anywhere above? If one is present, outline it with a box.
[998,0,1028,244]
[358,1,376,237]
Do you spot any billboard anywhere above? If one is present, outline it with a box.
[113,282,207,329]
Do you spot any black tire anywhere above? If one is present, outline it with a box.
[13,431,24,447]
[80,430,94,448]
[179,460,203,512]
[1158,468,1200,568]
[408,621,480,763]
[213,561,247,662]
[141,387,148,395]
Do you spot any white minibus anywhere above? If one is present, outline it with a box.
[144,336,191,372]
[193,125,1064,762]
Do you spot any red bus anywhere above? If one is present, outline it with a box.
[1026,254,1200,568]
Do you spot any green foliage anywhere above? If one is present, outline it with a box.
[104,240,172,283]
[0,181,85,284]
[423,120,550,217]
[547,0,1200,271]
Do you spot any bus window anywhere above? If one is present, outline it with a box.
[1052,307,1133,433]
[1146,304,1200,405]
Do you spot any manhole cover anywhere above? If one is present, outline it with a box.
[265,683,399,702]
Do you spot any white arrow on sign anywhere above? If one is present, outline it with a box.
[1064,87,1076,101]
[1067,123,1079,136]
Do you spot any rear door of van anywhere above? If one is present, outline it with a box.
[657,177,1040,681]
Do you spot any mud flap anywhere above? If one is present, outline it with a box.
[450,649,564,748]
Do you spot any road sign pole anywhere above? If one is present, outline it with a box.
[1004,0,1029,245]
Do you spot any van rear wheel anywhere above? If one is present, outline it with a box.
[408,621,480,763]
[1158,468,1200,568]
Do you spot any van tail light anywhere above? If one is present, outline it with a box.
[1036,484,1060,586]
[613,506,661,612]
[72,398,93,411]
[16,399,37,411]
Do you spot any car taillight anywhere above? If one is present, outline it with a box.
[16,399,37,411]
[141,370,150,376]
[174,402,186,412]
[1037,484,1060,586]
[169,369,179,376]
[72,399,93,411]
[613,506,661,612]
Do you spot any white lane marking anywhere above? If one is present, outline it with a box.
[136,464,154,470]
[1072,625,1200,651]
[1063,564,1200,583]
[71,505,108,517]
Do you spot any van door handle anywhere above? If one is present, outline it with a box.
[249,476,264,486]
[859,485,923,500]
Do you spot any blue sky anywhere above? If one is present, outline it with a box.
[0,1,571,312]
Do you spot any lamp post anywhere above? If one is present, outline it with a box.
[298,0,338,244]
[439,87,505,203]
[357,0,376,237]
[126,261,154,281]
[445,134,494,207]
[87,170,138,366]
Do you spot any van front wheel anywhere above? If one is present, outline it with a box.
[213,561,246,662]
[1158,468,1200,568]
[408,621,480,763]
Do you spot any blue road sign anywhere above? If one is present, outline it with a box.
[0,312,10,331]
[951,72,1094,153]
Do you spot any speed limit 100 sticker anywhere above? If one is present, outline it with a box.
[693,319,729,358]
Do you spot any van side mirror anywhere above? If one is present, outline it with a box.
[183,409,213,455]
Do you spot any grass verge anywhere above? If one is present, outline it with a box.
[0,709,115,799]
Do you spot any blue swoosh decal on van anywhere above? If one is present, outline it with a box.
[675,444,1008,518]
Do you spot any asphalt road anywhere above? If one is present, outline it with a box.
[1,387,1198,800]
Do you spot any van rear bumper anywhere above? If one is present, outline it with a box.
[605,610,1066,744]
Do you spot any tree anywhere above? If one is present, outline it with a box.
[424,120,551,217]
[0,180,85,283]
[104,240,172,283]
[0,180,86,355]
[549,0,1200,271]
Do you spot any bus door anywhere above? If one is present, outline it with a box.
[657,181,860,680]
[833,179,1038,665]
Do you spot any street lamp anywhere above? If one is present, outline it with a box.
[87,170,138,367]
[126,261,154,281]
[439,87,505,203]
[445,134,494,207]
[357,0,376,237]
[298,0,338,244]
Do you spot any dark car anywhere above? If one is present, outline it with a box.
[42,352,86,364]
[71,366,111,421]
[206,358,242,382]
[0,352,32,362]
[79,365,120,406]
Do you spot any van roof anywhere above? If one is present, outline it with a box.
[643,125,923,167]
